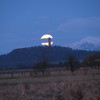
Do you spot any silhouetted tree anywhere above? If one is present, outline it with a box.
[34,59,48,75]
[67,54,80,74]
[40,60,48,75]
[83,51,100,68]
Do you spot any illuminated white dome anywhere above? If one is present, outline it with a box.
[41,34,53,39]
[41,42,53,46]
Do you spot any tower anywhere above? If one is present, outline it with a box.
[48,37,51,46]
[41,34,53,46]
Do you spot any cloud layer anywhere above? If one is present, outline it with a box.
[57,17,100,33]
[68,36,100,50]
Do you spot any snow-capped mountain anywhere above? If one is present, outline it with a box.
[68,36,100,51]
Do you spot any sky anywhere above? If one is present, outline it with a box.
[0,0,100,55]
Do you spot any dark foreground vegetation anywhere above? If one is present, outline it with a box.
[0,77,100,100]
[0,51,100,78]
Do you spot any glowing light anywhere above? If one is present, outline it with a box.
[41,42,53,46]
[41,34,53,46]
[41,34,53,39]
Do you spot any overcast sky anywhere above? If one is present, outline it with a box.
[0,0,100,54]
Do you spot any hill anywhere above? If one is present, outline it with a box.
[0,46,93,69]
[83,51,100,66]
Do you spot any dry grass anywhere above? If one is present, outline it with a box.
[0,68,100,79]
[0,68,100,100]
[0,80,100,100]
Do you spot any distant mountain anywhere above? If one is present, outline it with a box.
[0,46,93,69]
[68,36,100,51]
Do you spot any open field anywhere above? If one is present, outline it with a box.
[0,74,100,85]
[0,68,100,100]
[0,67,100,79]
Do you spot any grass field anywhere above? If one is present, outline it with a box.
[0,68,100,100]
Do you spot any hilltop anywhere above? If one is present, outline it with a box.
[0,46,93,69]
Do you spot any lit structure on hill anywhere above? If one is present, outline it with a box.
[41,34,53,46]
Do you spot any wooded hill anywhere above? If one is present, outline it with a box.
[0,46,93,69]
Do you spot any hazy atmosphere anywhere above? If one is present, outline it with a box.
[0,0,100,54]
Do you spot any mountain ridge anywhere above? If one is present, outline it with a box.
[0,46,93,69]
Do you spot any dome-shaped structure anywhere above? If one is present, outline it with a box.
[41,34,53,39]
[41,34,53,46]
